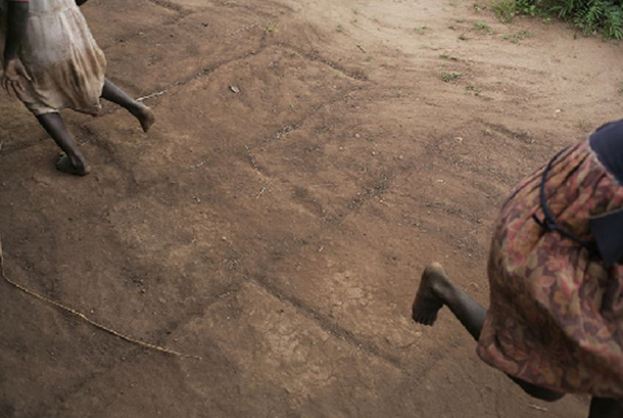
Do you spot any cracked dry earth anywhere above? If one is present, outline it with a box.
[1,0,621,417]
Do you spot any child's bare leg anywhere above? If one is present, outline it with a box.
[36,112,90,176]
[589,397,623,418]
[412,263,564,402]
[412,263,485,339]
[101,79,155,133]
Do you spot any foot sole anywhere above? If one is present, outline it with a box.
[412,263,447,326]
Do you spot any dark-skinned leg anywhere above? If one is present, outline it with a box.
[412,263,564,402]
[100,79,155,133]
[588,397,623,418]
[412,263,485,339]
[36,112,90,176]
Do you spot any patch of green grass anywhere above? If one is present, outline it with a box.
[473,3,487,12]
[502,30,533,43]
[518,1,538,16]
[492,0,517,23]
[441,71,463,82]
[264,23,278,33]
[496,0,623,39]
[465,84,482,96]
[618,82,623,95]
[414,25,429,34]
[473,21,493,33]
[336,24,345,33]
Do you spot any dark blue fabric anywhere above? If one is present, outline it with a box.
[590,210,623,266]
[588,119,623,265]
[589,119,623,185]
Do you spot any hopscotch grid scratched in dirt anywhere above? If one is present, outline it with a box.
[250,273,405,370]
[0,235,202,360]
[26,281,246,418]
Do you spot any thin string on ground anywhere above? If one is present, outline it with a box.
[0,235,201,360]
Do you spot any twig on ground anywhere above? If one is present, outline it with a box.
[256,185,268,199]
[528,404,548,412]
[137,89,168,102]
[0,234,201,360]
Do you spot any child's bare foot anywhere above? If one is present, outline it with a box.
[133,103,155,133]
[412,263,450,326]
[55,154,90,176]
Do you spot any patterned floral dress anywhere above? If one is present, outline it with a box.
[0,0,106,115]
[477,130,623,399]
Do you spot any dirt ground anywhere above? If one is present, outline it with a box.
[1,0,622,417]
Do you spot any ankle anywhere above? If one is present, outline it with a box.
[68,153,86,169]
[134,101,150,114]
[431,278,453,302]
[424,265,454,301]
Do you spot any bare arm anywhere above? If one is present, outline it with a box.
[4,0,29,62]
